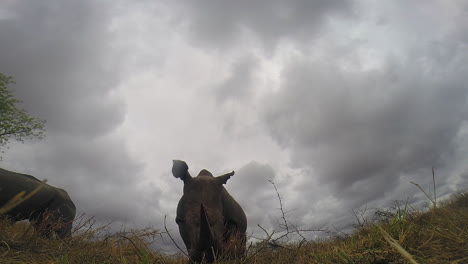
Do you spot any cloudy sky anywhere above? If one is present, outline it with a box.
[1,0,468,252]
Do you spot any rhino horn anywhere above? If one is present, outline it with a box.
[198,204,214,250]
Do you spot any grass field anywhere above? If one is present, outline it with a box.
[1,191,467,264]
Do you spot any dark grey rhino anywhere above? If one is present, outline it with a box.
[0,168,76,238]
[172,160,247,263]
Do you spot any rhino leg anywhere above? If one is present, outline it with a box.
[222,224,247,259]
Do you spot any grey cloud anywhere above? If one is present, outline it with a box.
[3,136,156,225]
[0,0,123,136]
[215,55,258,104]
[229,161,276,199]
[262,38,468,210]
[0,0,156,224]
[224,161,279,232]
[2,0,467,252]
[170,0,354,48]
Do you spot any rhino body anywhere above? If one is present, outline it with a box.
[172,160,247,263]
[0,168,76,238]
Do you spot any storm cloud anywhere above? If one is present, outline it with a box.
[1,0,468,252]
[0,0,123,135]
[170,0,354,49]
[260,2,468,211]
[0,0,158,226]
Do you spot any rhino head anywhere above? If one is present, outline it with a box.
[0,168,76,239]
[172,160,247,263]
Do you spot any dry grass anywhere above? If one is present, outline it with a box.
[0,192,467,263]
[0,215,183,264]
[241,192,468,264]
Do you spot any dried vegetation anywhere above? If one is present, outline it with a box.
[1,183,467,263]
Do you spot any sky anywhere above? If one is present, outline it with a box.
[1,0,468,252]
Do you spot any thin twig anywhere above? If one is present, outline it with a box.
[119,235,144,261]
[268,180,289,234]
[242,225,276,263]
[331,225,348,237]
[163,215,191,261]
[432,167,437,208]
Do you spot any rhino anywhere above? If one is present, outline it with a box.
[172,160,247,263]
[0,168,76,238]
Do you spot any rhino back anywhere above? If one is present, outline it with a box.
[221,187,247,232]
[0,168,57,217]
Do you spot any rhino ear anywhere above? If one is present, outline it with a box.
[172,160,192,183]
[215,171,235,185]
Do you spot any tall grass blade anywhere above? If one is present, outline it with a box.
[378,226,419,264]
[432,167,437,208]
[0,180,47,214]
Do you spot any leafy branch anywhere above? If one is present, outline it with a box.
[0,73,45,156]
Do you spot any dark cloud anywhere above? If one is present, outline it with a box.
[214,55,258,104]
[1,0,467,252]
[262,33,468,210]
[218,161,280,235]
[170,0,355,48]
[229,162,275,202]
[160,0,468,238]
[0,0,157,225]
[0,0,123,136]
